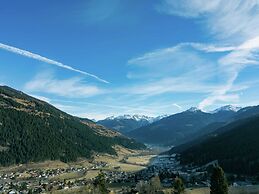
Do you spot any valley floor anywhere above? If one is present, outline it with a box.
[1,146,259,194]
[0,146,156,193]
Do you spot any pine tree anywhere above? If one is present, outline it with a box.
[94,171,108,194]
[150,175,162,192]
[173,177,184,194]
[210,166,228,194]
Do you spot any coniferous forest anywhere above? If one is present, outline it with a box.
[179,115,259,175]
[0,86,145,166]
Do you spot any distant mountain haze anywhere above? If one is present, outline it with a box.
[128,105,258,146]
[97,114,168,133]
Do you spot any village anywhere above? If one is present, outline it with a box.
[0,155,215,194]
[0,149,257,194]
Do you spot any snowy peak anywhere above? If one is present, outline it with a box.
[153,114,170,122]
[97,114,168,133]
[186,107,202,113]
[212,105,242,113]
[106,114,154,122]
[104,114,169,123]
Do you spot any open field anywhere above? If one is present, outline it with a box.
[125,154,156,166]
[0,146,154,175]
[93,146,155,172]
[0,160,69,174]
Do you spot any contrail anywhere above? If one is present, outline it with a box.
[0,42,109,83]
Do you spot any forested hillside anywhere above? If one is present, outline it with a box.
[178,115,259,175]
[128,108,231,145]
[0,86,145,166]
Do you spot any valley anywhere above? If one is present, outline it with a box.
[1,86,259,194]
[0,146,156,193]
[1,146,259,194]
[1,2,259,193]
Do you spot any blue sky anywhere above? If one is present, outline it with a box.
[0,0,259,119]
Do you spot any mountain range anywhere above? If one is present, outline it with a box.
[97,114,167,133]
[2,84,259,176]
[128,105,259,146]
[0,86,145,166]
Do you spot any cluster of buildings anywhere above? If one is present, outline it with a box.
[104,171,135,184]
[0,159,118,193]
[2,153,252,193]
[0,166,89,193]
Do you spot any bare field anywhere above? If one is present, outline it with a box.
[83,170,100,180]
[94,154,147,172]
[93,146,155,172]
[50,171,85,181]
[0,160,69,173]
[126,154,156,166]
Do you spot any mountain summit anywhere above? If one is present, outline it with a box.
[97,114,167,133]
[128,105,258,145]
[186,107,202,112]
[212,105,242,113]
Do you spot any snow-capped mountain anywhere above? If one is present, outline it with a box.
[186,107,202,112]
[211,105,242,113]
[152,114,170,122]
[106,114,155,123]
[97,114,167,133]
[128,105,248,145]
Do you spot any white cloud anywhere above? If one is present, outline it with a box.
[154,0,259,109]
[157,0,259,42]
[0,42,109,83]
[125,39,259,110]
[47,97,184,120]
[30,94,50,103]
[128,42,216,81]
[125,43,226,96]
[172,103,182,110]
[157,0,221,18]
[24,72,105,98]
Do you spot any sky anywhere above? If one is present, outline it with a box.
[0,0,259,120]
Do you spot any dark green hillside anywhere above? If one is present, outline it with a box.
[168,122,226,153]
[0,86,145,166]
[129,105,259,146]
[179,116,259,175]
[128,109,217,145]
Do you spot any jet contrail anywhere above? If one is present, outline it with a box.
[0,43,109,83]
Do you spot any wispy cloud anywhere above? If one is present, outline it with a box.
[30,94,51,103]
[157,0,259,42]
[126,43,222,96]
[172,103,182,110]
[0,42,109,83]
[157,0,221,18]
[125,39,259,110]
[153,0,259,110]
[24,72,105,98]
